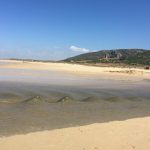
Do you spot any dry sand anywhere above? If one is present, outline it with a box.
[0,60,150,80]
[0,117,150,150]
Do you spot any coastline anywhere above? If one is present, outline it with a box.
[0,60,150,150]
[0,117,150,150]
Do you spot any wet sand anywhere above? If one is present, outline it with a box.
[0,60,150,149]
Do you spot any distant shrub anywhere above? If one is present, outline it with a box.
[144,66,149,70]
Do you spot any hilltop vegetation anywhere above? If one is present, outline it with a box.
[64,49,150,66]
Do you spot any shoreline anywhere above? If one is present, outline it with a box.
[0,117,150,150]
[0,60,150,150]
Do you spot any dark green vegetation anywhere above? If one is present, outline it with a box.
[64,49,150,66]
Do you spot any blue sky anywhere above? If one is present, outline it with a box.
[0,0,150,60]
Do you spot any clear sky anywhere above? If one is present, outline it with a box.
[0,0,150,60]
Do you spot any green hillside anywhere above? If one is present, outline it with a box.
[64,49,150,65]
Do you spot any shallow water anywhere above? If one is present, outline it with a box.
[0,67,150,137]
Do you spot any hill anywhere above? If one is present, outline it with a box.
[64,49,150,65]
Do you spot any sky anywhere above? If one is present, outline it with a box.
[0,0,150,60]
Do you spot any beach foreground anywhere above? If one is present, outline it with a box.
[0,60,150,150]
[0,117,150,150]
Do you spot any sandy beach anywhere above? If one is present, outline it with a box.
[1,0,150,149]
[0,60,150,79]
[0,60,150,150]
[1,117,150,150]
